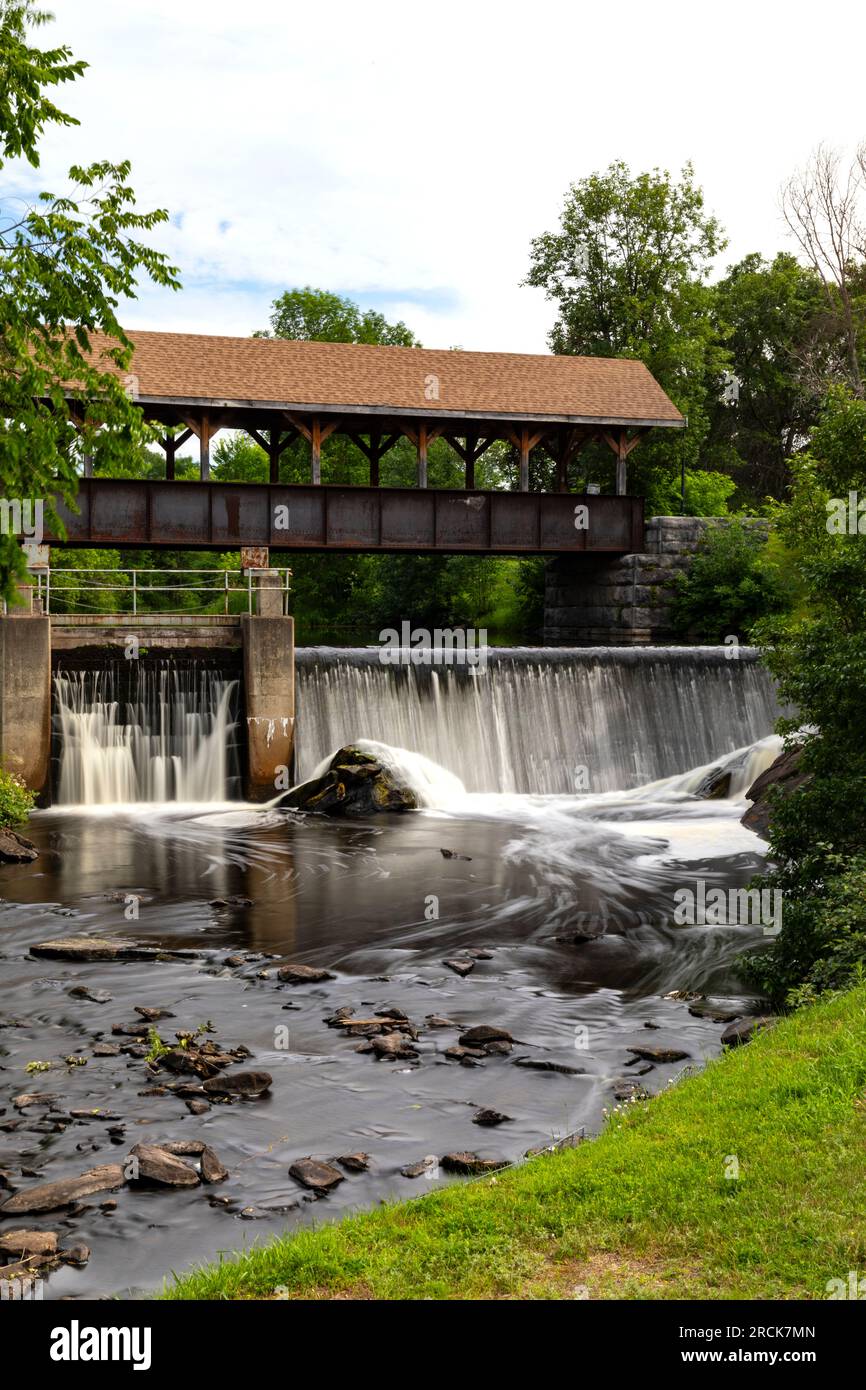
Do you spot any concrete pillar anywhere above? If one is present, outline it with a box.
[255,570,284,617]
[241,615,295,800]
[0,616,52,794]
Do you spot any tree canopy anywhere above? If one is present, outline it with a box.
[0,0,179,601]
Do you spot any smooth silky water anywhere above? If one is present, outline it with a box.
[0,648,781,1297]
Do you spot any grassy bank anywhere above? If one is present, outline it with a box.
[164,987,866,1301]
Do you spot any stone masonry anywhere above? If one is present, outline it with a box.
[544,516,768,645]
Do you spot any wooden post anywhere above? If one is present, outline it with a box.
[165,439,176,481]
[311,417,322,484]
[601,428,641,495]
[556,450,567,493]
[417,422,428,488]
[269,430,280,484]
[369,424,381,488]
[465,433,476,490]
[200,414,211,481]
[519,426,530,492]
[615,430,627,495]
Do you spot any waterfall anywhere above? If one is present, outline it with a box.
[294,646,781,794]
[54,662,240,805]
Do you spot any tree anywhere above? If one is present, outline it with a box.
[0,0,179,602]
[742,388,866,1005]
[781,144,866,397]
[259,286,419,347]
[705,253,835,500]
[525,161,729,495]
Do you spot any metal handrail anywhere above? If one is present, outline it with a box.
[33,567,292,616]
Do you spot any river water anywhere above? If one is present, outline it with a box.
[0,647,780,1298]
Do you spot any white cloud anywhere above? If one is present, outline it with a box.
[16,0,866,350]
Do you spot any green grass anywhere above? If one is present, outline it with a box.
[163,986,866,1301]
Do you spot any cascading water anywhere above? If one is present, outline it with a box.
[53,662,241,804]
[294,646,782,793]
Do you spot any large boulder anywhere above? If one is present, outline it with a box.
[280,746,417,817]
[741,744,808,837]
[0,828,37,863]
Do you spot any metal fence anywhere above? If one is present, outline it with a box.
[31,567,292,616]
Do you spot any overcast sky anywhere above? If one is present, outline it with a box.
[13,0,866,352]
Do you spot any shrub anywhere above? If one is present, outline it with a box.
[0,769,35,828]
[669,520,791,641]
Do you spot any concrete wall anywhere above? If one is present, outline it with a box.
[241,615,295,800]
[544,516,769,645]
[0,616,52,793]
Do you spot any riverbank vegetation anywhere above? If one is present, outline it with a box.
[0,768,33,828]
[741,390,866,1007]
[164,983,866,1301]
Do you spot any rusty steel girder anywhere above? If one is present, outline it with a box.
[51,480,644,554]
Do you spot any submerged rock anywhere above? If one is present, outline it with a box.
[279,746,417,817]
[513,1057,585,1075]
[277,964,335,985]
[202,1070,272,1098]
[692,766,732,799]
[458,1025,513,1048]
[626,1046,690,1063]
[400,1155,438,1178]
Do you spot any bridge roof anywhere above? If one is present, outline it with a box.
[106,330,684,428]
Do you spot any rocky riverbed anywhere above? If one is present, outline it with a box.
[0,782,772,1298]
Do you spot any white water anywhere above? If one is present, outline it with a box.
[54,665,239,804]
[295,647,781,794]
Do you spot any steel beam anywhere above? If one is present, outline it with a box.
[51,481,644,555]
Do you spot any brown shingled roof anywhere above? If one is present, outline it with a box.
[103,330,683,427]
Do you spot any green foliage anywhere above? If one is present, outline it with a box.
[525,160,729,492]
[704,253,832,502]
[742,389,866,1005]
[260,286,419,347]
[0,0,179,601]
[0,765,34,826]
[669,521,791,641]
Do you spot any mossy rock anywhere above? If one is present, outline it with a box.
[281,746,417,818]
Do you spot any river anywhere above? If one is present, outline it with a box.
[0,646,780,1298]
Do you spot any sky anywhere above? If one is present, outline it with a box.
[11,0,866,353]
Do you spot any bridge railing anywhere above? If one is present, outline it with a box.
[33,567,292,617]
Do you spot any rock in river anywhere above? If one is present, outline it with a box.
[0,828,38,863]
[277,964,335,985]
[279,746,417,817]
[0,1229,59,1257]
[289,1158,345,1192]
[202,1070,272,1098]
[721,1016,775,1047]
[626,1046,690,1063]
[127,1143,200,1187]
[458,1025,513,1048]
[30,937,189,963]
[0,1164,125,1214]
[440,1152,508,1176]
